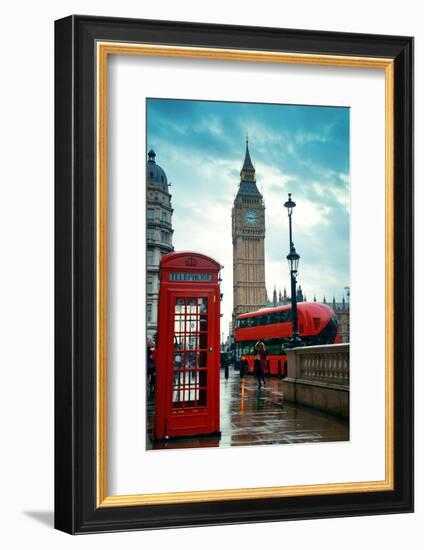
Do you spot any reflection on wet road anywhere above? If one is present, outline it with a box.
[147,369,349,450]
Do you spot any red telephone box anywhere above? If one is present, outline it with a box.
[154,251,221,440]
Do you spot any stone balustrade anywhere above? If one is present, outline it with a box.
[284,343,349,418]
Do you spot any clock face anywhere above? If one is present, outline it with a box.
[244,209,259,226]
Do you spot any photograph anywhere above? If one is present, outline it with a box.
[50,12,413,535]
[145,98,350,450]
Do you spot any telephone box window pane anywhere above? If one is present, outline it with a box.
[174,355,184,378]
[186,334,198,350]
[173,370,184,389]
[174,335,184,350]
[198,351,207,369]
[173,391,184,406]
[185,352,196,369]
[198,298,208,313]
[174,352,184,369]
[185,398,198,408]
[199,315,208,331]
[198,389,207,406]
[174,378,183,392]
[198,371,207,406]
[180,317,186,333]
[187,370,199,387]
[174,316,185,333]
[186,316,198,332]
[199,333,207,350]
[175,298,185,314]
[187,298,197,314]
[177,370,186,389]
[199,370,207,387]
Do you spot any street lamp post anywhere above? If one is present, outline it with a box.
[284,193,302,346]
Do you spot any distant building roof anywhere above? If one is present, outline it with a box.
[147,149,168,187]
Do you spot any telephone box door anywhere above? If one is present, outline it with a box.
[165,291,219,438]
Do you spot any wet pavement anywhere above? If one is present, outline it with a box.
[147,369,349,450]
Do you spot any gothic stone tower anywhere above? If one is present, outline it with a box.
[232,139,266,320]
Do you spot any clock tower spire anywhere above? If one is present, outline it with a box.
[241,135,255,180]
[232,138,267,322]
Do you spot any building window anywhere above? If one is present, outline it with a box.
[161,211,167,222]
[147,277,153,293]
[161,230,170,243]
[147,228,154,241]
[147,208,154,220]
[147,303,152,322]
[147,249,154,265]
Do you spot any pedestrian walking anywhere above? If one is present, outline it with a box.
[147,339,156,393]
[257,341,268,376]
[254,340,268,379]
[254,353,266,388]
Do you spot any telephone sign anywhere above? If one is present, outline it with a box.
[169,272,212,282]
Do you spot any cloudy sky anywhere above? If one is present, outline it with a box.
[147,98,350,339]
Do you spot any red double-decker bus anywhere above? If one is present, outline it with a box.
[234,302,340,377]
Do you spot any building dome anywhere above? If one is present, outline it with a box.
[147,149,168,186]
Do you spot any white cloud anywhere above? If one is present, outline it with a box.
[295,131,328,145]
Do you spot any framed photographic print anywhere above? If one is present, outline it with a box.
[54,15,413,533]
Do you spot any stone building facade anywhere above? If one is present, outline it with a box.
[232,140,267,320]
[146,149,174,340]
[330,296,350,343]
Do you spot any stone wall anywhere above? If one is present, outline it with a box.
[284,344,349,418]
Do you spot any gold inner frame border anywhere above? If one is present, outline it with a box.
[96,42,395,508]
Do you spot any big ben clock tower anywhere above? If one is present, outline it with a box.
[232,138,267,320]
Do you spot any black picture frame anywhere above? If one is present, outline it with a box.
[55,15,414,534]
